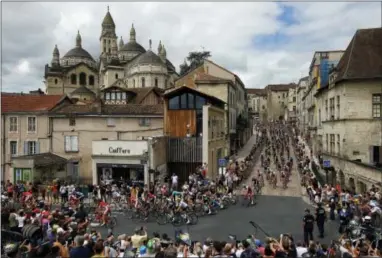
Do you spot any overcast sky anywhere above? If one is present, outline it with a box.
[1,2,381,92]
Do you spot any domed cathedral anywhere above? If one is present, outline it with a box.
[44,31,99,95]
[99,7,178,90]
[44,6,178,96]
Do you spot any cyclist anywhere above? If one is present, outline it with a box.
[243,185,255,206]
[174,197,191,224]
[98,200,111,226]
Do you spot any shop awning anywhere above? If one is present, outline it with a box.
[13,152,68,168]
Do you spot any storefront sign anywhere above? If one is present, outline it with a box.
[109,147,130,154]
[92,140,148,156]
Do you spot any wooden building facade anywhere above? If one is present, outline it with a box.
[163,86,225,183]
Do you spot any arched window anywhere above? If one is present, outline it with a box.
[89,75,95,86]
[79,72,86,85]
[54,79,58,84]
[141,77,145,88]
[115,73,118,79]
[154,77,158,87]
[71,74,77,85]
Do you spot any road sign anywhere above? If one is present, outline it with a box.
[218,158,227,167]
[323,160,331,168]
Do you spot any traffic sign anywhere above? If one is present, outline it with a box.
[218,158,227,167]
[323,160,331,168]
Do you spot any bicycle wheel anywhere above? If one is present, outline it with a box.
[107,216,117,228]
[171,214,183,227]
[188,212,198,225]
[156,213,169,225]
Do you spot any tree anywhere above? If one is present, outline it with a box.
[179,51,211,76]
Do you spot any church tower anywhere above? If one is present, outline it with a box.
[100,6,117,55]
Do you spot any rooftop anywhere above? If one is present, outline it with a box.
[1,94,64,113]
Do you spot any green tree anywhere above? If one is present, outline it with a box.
[179,51,211,75]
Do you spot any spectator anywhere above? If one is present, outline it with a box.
[70,235,91,258]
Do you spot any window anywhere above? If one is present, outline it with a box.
[293,97,296,102]
[89,75,95,86]
[10,141,17,156]
[71,74,77,85]
[116,92,121,100]
[133,79,135,88]
[155,78,158,87]
[337,134,340,154]
[196,96,206,109]
[54,79,58,84]
[325,99,328,120]
[111,91,116,100]
[64,136,79,152]
[169,96,180,109]
[164,79,167,88]
[318,109,321,126]
[336,96,340,119]
[141,77,145,87]
[69,117,76,126]
[107,118,116,127]
[103,47,106,53]
[180,93,187,109]
[121,92,126,100]
[329,98,335,119]
[293,106,296,111]
[330,134,335,154]
[105,92,111,100]
[9,117,18,132]
[25,141,37,155]
[115,73,118,79]
[326,134,329,152]
[188,93,195,109]
[139,118,151,126]
[372,94,382,118]
[27,117,36,133]
[79,72,86,85]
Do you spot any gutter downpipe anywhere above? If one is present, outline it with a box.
[1,115,5,181]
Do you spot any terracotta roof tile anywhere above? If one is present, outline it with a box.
[52,101,163,116]
[194,73,228,82]
[1,94,64,113]
[266,83,296,91]
[246,88,266,96]
[335,28,382,83]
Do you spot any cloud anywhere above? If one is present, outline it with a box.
[1,2,381,92]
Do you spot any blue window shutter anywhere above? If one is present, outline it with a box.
[24,142,28,155]
[36,142,40,154]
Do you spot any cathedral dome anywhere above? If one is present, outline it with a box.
[60,31,96,68]
[134,50,165,66]
[63,47,95,60]
[120,41,146,53]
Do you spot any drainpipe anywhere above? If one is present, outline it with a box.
[1,115,5,181]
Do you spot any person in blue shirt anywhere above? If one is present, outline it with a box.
[69,235,91,258]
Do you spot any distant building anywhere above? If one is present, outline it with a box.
[266,84,296,121]
[246,88,267,122]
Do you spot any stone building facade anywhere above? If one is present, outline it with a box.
[44,7,178,96]
[314,28,382,192]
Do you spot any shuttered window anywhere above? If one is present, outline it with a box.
[64,136,79,152]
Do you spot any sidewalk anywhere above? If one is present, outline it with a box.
[230,134,257,162]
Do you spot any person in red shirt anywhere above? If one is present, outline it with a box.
[22,190,33,203]
[98,200,110,226]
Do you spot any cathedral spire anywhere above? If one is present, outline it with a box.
[76,30,82,48]
[102,5,115,28]
[119,36,124,49]
[130,23,136,42]
[51,44,60,67]
[158,40,162,54]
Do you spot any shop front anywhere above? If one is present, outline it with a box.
[91,140,150,185]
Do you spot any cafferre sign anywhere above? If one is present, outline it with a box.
[109,147,130,154]
[92,140,149,157]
